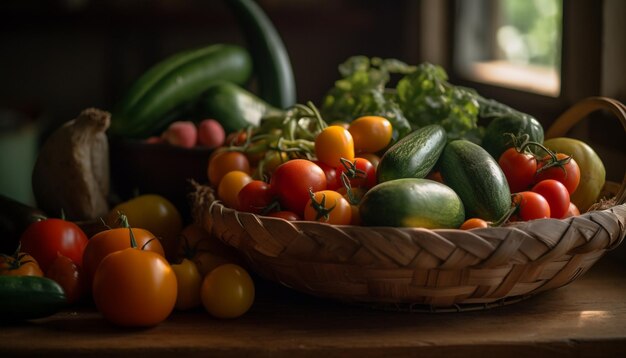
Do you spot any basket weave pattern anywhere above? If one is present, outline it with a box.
[205,97,626,308]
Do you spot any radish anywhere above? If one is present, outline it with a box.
[162,121,197,148]
[197,119,225,149]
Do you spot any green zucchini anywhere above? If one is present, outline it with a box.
[111,44,253,138]
[197,81,284,134]
[226,0,297,108]
[480,111,544,161]
[359,178,465,229]
[439,140,512,222]
[376,124,447,183]
[0,276,67,321]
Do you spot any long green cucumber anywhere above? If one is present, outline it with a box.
[439,140,512,222]
[376,124,447,183]
[111,44,253,138]
[0,276,67,321]
[226,0,296,108]
[359,178,465,229]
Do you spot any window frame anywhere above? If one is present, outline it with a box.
[420,0,603,128]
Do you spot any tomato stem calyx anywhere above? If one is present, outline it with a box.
[307,189,336,222]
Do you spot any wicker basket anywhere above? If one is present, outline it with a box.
[203,96,626,310]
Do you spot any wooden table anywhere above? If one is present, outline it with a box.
[1,256,625,358]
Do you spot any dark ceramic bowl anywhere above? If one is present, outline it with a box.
[109,138,213,220]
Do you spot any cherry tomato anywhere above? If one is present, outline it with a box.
[208,150,250,187]
[313,160,341,191]
[498,147,538,193]
[237,180,275,214]
[304,190,352,225]
[269,159,327,216]
[512,192,551,221]
[336,157,377,190]
[171,258,202,311]
[266,211,301,221]
[217,170,253,209]
[46,254,86,304]
[20,218,88,272]
[563,202,581,218]
[358,152,381,169]
[535,153,581,194]
[348,116,392,153]
[531,179,571,219]
[105,194,182,261]
[83,225,164,285]
[0,252,43,276]
[201,264,255,319]
[460,218,489,230]
[92,245,177,327]
[314,125,355,167]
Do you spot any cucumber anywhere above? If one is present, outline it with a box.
[111,44,253,138]
[197,81,283,134]
[359,178,465,229]
[0,276,67,321]
[226,0,297,109]
[376,124,447,183]
[480,112,544,161]
[439,140,512,222]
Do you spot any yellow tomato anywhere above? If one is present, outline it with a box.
[217,170,253,209]
[171,259,202,310]
[201,264,255,319]
[348,116,392,153]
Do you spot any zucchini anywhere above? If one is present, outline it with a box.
[480,112,544,161]
[439,140,512,222]
[197,81,283,134]
[111,44,253,138]
[359,178,465,229]
[0,276,67,321]
[376,124,447,183]
[226,0,297,108]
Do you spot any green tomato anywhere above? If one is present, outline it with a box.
[543,137,606,212]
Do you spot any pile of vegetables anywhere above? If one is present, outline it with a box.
[1,0,613,328]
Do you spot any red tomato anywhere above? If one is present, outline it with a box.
[531,179,571,219]
[535,153,581,194]
[498,147,538,193]
[269,159,327,216]
[237,180,275,214]
[336,157,377,190]
[303,190,352,225]
[512,192,551,221]
[313,160,341,191]
[460,218,489,230]
[46,254,87,304]
[20,218,88,272]
[266,211,300,221]
[348,116,393,153]
[314,126,355,167]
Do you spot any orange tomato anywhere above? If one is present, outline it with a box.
[348,116,392,153]
[92,246,177,327]
[460,218,489,230]
[304,190,352,225]
[208,150,250,187]
[314,126,355,168]
[83,226,164,285]
[0,252,43,276]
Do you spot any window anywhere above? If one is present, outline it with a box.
[453,0,562,97]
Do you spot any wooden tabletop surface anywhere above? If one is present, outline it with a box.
[1,256,625,358]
